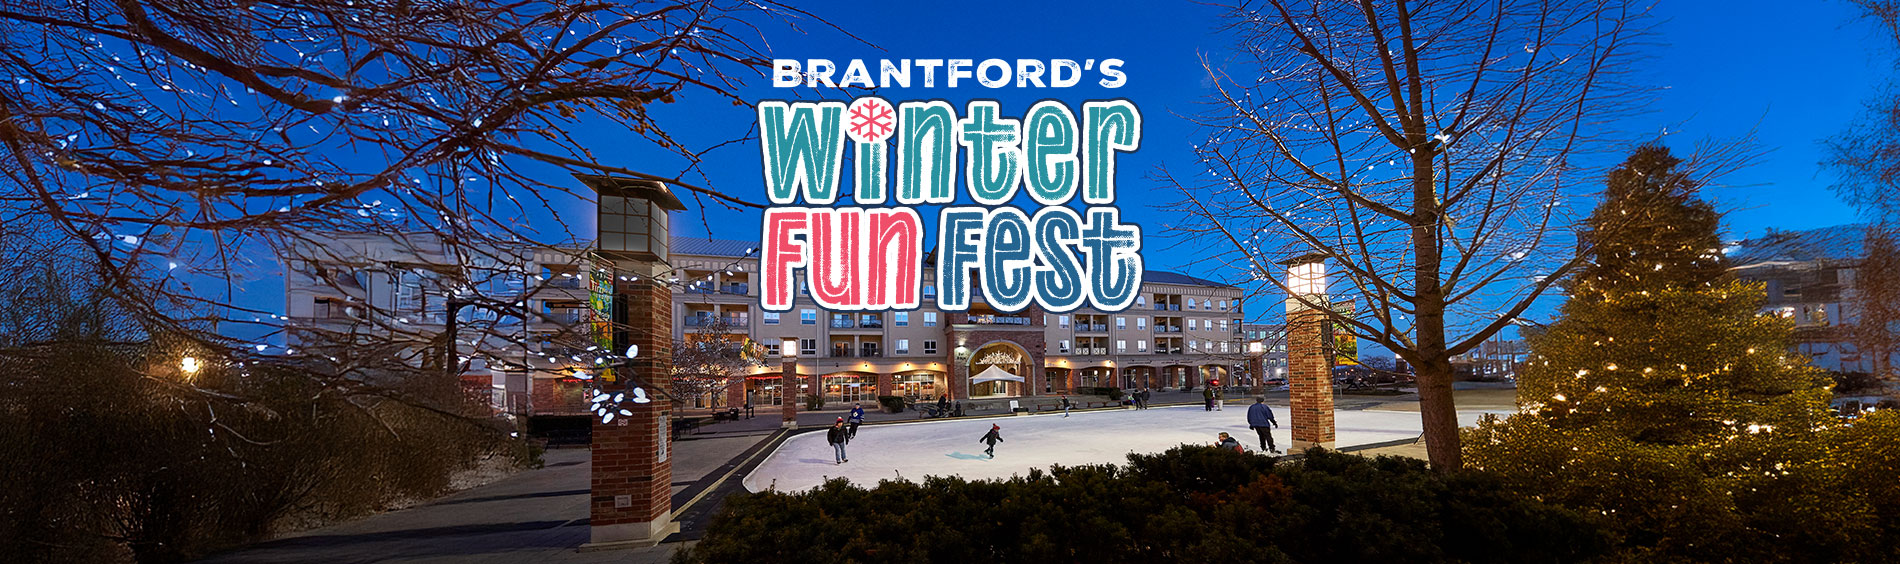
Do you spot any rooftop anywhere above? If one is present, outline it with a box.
[1730,224,1868,267]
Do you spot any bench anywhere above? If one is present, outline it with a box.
[671,417,703,439]
[711,408,741,421]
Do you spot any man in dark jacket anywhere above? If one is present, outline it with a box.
[979,424,1003,458]
[1203,386,1215,411]
[1247,397,1280,453]
[827,419,849,464]
[847,403,866,438]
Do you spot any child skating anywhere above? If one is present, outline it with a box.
[979,424,1003,458]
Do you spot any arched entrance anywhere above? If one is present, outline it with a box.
[968,341,1031,398]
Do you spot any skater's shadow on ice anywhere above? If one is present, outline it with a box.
[946,452,989,460]
[797,458,835,464]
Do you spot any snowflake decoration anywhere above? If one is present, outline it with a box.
[845,97,896,144]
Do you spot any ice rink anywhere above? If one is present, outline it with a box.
[742,404,1499,493]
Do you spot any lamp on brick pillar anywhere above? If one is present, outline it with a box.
[1282,253,1336,451]
[578,174,684,549]
[780,338,799,429]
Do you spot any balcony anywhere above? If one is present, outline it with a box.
[831,349,854,358]
[1076,323,1107,332]
[1154,326,1181,333]
[719,283,749,295]
[1092,347,1108,355]
[545,310,586,324]
[857,317,884,329]
[969,315,1032,326]
[684,316,749,328]
[859,349,883,358]
[547,276,583,289]
[830,318,856,329]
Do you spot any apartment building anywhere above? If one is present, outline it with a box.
[1730,224,1887,373]
[669,237,1251,408]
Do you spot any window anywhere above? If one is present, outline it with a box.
[1137,317,1147,329]
[1137,340,1148,352]
[800,309,817,325]
[763,311,781,325]
[1059,315,1070,328]
[1187,298,1197,310]
[1219,319,1228,331]
[1117,340,1127,353]
[1059,339,1071,353]
[1116,316,1127,329]
[1137,295,1147,307]
[1188,319,1198,330]
[924,340,938,354]
[896,339,911,354]
[924,312,939,326]
[895,312,909,327]
[800,339,818,355]
[1189,340,1199,351]
[1221,341,1230,353]
[765,342,781,356]
[923,285,937,300]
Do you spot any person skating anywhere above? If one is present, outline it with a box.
[1140,388,1151,409]
[1214,385,1225,411]
[827,419,849,464]
[1202,386,1215,411]
[1059,393,1073,417]
[1216,432,1243,452]
[1247,397,1280,454]
[847,403,866,439]
[979,424,1003,458]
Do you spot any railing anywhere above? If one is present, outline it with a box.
[858,318,884,329]
[830,318,856,329]
[1154,326,1181,333]
[546,310,586,324]
[720,283,749,295]
[546,277,583,289]
[1169,304,1181,311]
[683,285,715,294]
[1092,348,1108,355]
[969,315,1032,326]
[859,350,883,358]
[831,349,854,358]
[684,316,748,327]
[1077,324,1107,332]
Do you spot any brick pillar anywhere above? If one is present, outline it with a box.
[1248,355,1265,396]
[780,356,797,428]
[1287,304,1335,450]
[951,351,969,400]
[876,372,893,397]
[724,381,745,410]
[590,262,675,547]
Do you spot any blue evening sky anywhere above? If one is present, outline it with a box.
[570,0,1888,331]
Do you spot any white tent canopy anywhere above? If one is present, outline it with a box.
[971,366,1025,384]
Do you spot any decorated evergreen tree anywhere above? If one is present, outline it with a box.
[1465,144,1891,562]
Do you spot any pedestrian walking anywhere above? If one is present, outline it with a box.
[1216,432,1243,452]
[827,419,849,464]
[1247,397,1280,454]
[743,400,754,419]
[979,424,1003,458]
[1203,386,1215,411]
[1060,393,1073,417]
[847,403,866,439]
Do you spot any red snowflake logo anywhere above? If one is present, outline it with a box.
[845,97,896,144]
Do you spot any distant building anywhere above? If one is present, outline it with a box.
[283,231,1256,415]
[1729,224,1888,373]
[669,237,1250,408]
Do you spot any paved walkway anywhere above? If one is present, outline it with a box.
[196,432,770,564]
